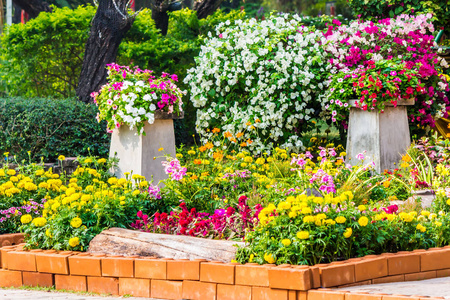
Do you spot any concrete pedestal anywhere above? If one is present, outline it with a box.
[346,99,413,173]
[109,112,183,184]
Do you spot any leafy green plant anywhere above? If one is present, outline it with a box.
[0,97,110,162]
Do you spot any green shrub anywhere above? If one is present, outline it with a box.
[0,97,110,161]
[0,5,95,98]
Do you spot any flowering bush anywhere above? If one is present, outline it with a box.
[236,191,450,265]
[132,195,262,239]
[185,14,331,153]
[323,14,450,130]
[93,64,184,135]
[0,200,44,234]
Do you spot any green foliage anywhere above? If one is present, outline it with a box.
[347,0,449,33]
[0,5,95,98]
[0,97,110,162]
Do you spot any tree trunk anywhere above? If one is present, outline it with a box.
[152,0,170,35]
[76,0,135,103]
[194,0,224,19]
[12,0,51,19]
[88,228,244,262]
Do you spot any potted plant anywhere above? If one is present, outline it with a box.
[93,64,185,183]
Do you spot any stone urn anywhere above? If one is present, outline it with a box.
[346,98,414,173]
[109,111,184,184]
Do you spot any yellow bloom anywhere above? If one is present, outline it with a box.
[132,190,140,196]
[35,170,45,176]
[416,224,426,233]
[45,229,53,238]
[343,227,352,238]
[58,155,66,161]
[263,253,276,264]
[32,217,47,227]
[187,150,196,155]
[303,215,315,223]
[176,153,183,159]
[358,205,366,212]
[288,211,297,218]
[7,169,16,176]
[20,214,32,224]
[358,216,369,227]
[68,237,80,248]
[296,231,310,240]
[97,158,107,164]
[139,181,149,188]
[335,216,346,224]
[70,217,83,228]
[281,239,291,246]
[158,147,164,152]
[421,211,430,217]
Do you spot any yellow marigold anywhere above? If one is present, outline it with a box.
[358,205,366,211]
[446,198,450,206]
[335,216,346,224]
[139,181,149,188]
[20,214,32,224]
[45,228,53,238]
[421,211,430,217]
[6,169,16,176]
[301,207,312,214]
[264,253,276,264]
[343,227,353,238]
[187,150,196,155]
[176,153,183,159]
[303,215,315,223]
[58,155,66,161]
[35,170,45,176]
[255,157,265,165]
[70,217,83,228]
[281,239,291,246]
[416,224,426,233]
[402,154,411,162]
[297,231,310,240]
[68,237,80,248]
[32,217,47,227]
[132,190,140,196]
[97,158,107,164]
[435,221,443,227]
[382,180,391,188]
[358,216,369,227]
[288,211,297,218]
[277,201,291,211]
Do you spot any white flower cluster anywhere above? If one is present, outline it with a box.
[185,14,330,153]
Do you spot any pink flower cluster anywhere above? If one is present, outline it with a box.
[310,169,336,193]
[131,195,262,239]
[162,158,187,181]
[324,14,450,127]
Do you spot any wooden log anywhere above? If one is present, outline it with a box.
[88,228,244,263]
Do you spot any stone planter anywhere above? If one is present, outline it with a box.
[109,111,184,184]
[346,98,414,173]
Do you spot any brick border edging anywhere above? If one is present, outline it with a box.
[1,244,449,299]
[0,233,24,247]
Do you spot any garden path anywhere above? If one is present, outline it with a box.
[336,276,450,298]
[0,288,157,300]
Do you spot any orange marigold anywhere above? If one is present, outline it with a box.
[205,142,214,149]
[224,131,233,138]
[193,159,202,165]
[199,146,207,152]
[212,128,220,134]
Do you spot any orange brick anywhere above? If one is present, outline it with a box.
[320,263,355,287]
[7,251,36,272]
[135,258,166,279]
[183,280,217,300]
[252,287,288,300]
[151,279,183,300]
[118,278,150,298]
[295,291,308,300]
[436,268,450,278]
[101,257,134,278]
[355,258,387,281]
[167,260,200,280]
[22,271,54,287]
[68,255,102,276]
[55,275,87,292]
[268,266,311,291]
[404,271,436,281]
[0,269,22,287]
[372,275,404,284]
[387,254,420,275]
[308,289,347,300]
[217,284,252,300]
[87,276,119,295]
[200,262,235,284]
[421,249,450,271]
[236,263,270,287]
[345,293,382,300]
[35,253,70,274]
[0,247,15,269]
[310,266,321,288]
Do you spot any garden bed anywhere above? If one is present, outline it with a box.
[0,243,449,299]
